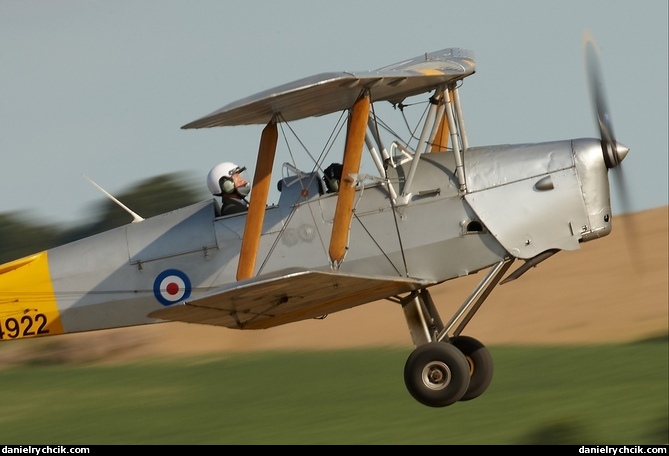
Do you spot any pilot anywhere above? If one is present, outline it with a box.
[206,162,251,216]
[323,162,343,193]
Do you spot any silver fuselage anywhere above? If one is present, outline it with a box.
[17,137,610,335]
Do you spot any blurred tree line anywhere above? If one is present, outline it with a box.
[0,172,209,264]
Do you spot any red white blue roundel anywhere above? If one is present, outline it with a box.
[154,269,192,306]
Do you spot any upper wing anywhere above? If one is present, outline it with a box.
[148,267,435,330]
[182,48,475,129]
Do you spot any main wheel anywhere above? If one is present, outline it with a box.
[403,342,470,407]
[451,335,494,401]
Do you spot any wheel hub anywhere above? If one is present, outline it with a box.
[421,361,452,391]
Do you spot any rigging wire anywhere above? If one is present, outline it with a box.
[369,101,410,277]
[258,94,431,278]
[257,112,349,272]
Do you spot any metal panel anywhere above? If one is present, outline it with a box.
[465,168,588,259]
[465,141,574,192]
[127,200,218,264]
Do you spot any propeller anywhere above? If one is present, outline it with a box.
[583,30,629,171]
[583,31,633,217]
[583,31,642,268]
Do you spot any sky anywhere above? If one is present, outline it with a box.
[1,0,667,226]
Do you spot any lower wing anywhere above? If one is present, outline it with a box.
[148,267,434,330]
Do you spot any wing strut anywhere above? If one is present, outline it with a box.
[429,92,449,153]
[444,85,467,193]
[401,89,442,197]
[450,85,469,151]
[237,119,278,280]
[328,92,370,267]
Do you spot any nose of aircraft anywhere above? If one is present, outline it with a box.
[604,141,630,169]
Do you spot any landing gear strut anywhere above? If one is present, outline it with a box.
[400,259,513,407]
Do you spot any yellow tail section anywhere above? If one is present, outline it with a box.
[0,251,64,340]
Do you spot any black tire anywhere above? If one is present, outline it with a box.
[403,342,470,407]
[451,335,494,401]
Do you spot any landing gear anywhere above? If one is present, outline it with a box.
[451,335,494,401]
[404,342,470,407]
[399,258,513,407]
[402,337,493,407]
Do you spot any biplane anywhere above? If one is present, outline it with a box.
[0,33,628,407]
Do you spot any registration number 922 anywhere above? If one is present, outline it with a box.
[0,313,50,340]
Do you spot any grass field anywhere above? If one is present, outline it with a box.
[1,336,667,444]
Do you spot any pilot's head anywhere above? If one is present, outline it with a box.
[207,162,250,198]
[323,162,343,193]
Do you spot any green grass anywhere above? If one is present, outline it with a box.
[0,337,667,444]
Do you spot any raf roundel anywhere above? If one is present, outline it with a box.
[153,269,192,306]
